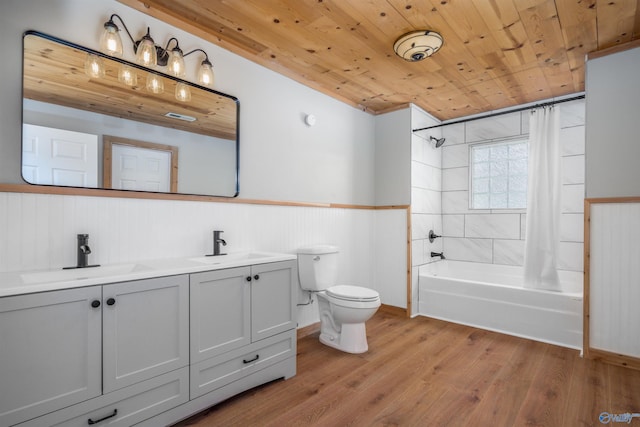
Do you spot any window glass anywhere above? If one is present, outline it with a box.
[470,139,528,209]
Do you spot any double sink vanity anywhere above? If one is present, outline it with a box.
[0,251,298,426]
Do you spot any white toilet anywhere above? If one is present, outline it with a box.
[297,245,381,354]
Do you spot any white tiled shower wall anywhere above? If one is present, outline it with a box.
[440,99,585,272]
[411,109,442,267]
[0,193,407,327]
[410,106,442,314]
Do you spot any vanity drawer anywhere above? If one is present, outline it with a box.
[190,330,296,399]
[18,367,188,427]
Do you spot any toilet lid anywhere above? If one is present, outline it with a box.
[326,285,379,302]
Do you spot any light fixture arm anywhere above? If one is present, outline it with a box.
[164,37,180,53]
[107,14,136,46]
[183,48,211,62]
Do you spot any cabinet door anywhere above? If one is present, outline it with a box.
[251,260,296,342]
[0,287,102,427]
[190,267,251,363]
[103,275,189,393]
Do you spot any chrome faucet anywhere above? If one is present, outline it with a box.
[64,234,99,269]
[208,230,227,256]
[430,251,445,260]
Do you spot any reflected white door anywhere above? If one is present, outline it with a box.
[111,144,172,192]
[22,124,98,187]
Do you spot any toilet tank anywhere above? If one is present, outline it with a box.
[297,245,339,291]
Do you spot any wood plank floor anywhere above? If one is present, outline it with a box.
[174,310,640,427]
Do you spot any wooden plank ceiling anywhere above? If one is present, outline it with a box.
[118,0,640,120]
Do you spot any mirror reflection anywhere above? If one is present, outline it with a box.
[22,31,239,197]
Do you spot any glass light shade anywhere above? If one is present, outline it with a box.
[146,72,164,94]
[167,49,185,77]
[137,37,157,67]
[175,82,191,102]
[100,23,123,57]
[197,60,214,86]
[118,65,137,86]
[84,54,105,78]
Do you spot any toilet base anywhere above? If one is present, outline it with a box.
[319,322,369,354]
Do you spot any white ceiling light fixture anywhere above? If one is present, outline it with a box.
[393,30,443,62]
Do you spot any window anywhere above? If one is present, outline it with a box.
[470,139,528,209]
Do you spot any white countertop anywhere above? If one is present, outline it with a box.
[0,251,297,298]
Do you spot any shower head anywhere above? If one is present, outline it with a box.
[429,136,446,148]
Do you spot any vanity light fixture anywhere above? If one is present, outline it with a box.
[393,30,443,62]
[118,64,137,86]
[175,82,192,102]
[98,14,215,88]
[146,72,164,94]
[84,53,105,78]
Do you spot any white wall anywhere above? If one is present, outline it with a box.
[374,109,411,205]
[439,99,585,273]
[585,45,640,198]
[0,0,409,326]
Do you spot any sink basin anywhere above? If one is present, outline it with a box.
[189,252,283,265]
[20,263,150,285]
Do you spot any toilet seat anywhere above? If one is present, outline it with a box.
[326,285,380,302]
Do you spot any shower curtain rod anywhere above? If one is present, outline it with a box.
[412,93,585,133]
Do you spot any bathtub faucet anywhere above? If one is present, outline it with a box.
[430,251,445,260]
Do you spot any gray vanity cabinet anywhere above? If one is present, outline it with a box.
[0,287,102,427]
[250,261,297,341]
[189,266,252,364]
[1,258,297,427]
[189,260,297,399]
[2,275,189,427]
[102,275,190,393]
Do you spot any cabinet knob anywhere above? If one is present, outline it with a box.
[246,276,252,282]
[91,300,101,308]
[253,274,260,281]
[106,297,116,306]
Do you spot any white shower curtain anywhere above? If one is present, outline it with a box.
[524,105,561,291]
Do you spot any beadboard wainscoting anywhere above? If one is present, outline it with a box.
[0,191,407,328]
[585,198,640,369]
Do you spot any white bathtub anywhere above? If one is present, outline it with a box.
[418,261,583,350]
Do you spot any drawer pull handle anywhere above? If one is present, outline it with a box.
[243,355,259,364]
[88,408,117,425]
